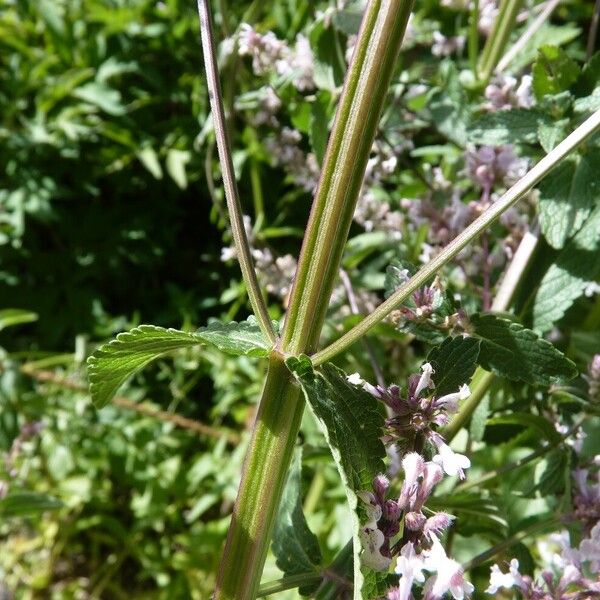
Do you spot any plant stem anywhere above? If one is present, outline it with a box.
[214,2,415,597]
[280,0,414,356]
[468,0,480,76]
[496,0,561,73]
[257,572,323,598]
[197,0,276,344]
[463,515,559,571]
[588,0,600,59]
[456,416,585,492]
[311,108,600,366]
[478,0,523,84]
[214,353,303,600]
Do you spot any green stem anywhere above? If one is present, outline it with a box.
[478,0,523,84]
[496,0,560,73]
[257,572,323,598]
[215,2,415,597]
[281,0,415,356]
[456,416,585,492]
[468,0,479,76]
[312,108,600,366]
[197,0,276,344]
[443,369,494,443]
[463,516,559,571]
[214,353,303,600]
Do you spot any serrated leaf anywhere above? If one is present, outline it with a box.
[486,413,562,445]
[287,356,386,600]
[538,118,569,152]
[88,318,273,407]
[470,313,577,385]
[532,45,580,100]
[272,450,322,596]
[538,153,599,249]
[468,109,548,145]
[427,336,480,396]
[0,492,63,517]
[533,206,600,333]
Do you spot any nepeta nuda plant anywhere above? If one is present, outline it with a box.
[87,1,600,598]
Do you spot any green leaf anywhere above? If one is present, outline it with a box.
[470,313,577,385]
[468,109,548,145]
[0,309,38,332]
[88,318,273,408]
[532,46,580,100]
[533,206,600,333]
[538,153,600,249]
[538,118,569,152]
[429,62,471,147]
[0,492,63,517]
[532,449,569,495]
[272,450,322,596]
[310,93,330,165]
[427,336,480,396]
[166,149,191,189]
[486,413,562,445]
[137,146,163,179]
[73,82,126,116]
[287,356,386,599]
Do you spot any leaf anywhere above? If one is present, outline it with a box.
[468,109,549,145]
[166,149,191,189]
[137,147,163,179]
[486,413,562,445]
[287,356,386,600]
[310,92,330,165]
[0,492,63,517]
[73,82,126,116]
[272,450,322,596]
[538,118,569,152]
[532,46,580,100]
[0,309,38,332]
[88,318,273,408]
[532,449,569,495]
[470,313,577,385]
[538,153,600,249]
[427,336,480,397]
[533,206,600,333]
[429,62,471,147]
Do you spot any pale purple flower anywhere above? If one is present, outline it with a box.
[484,75,533,110]
[415,363,435,398]
[580,522,600,573]
[485,559,523,594]
[432,443,471,479]
[399,452,425,509]
[432,32,465,57]
[395,542,426,600]
[423,536,474,600]
[360,526,392,571]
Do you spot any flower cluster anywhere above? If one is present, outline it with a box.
[465,145,529,192]
[484,74,533,111]
[351,363,474,599]
[486,525,600,598]
[237,24,315,91]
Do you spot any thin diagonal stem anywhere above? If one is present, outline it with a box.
[496,0,561,73]
[197,0,276,344]
[311,108,600,366]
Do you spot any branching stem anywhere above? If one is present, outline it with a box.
[312,108,600,366]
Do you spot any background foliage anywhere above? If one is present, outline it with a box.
[1,0,600,598]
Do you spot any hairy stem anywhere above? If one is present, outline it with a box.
[197,0,276,343]
[312,108,600,366]
[214,1,415,597]
[281,0,414,356]
[214,353,303,600]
